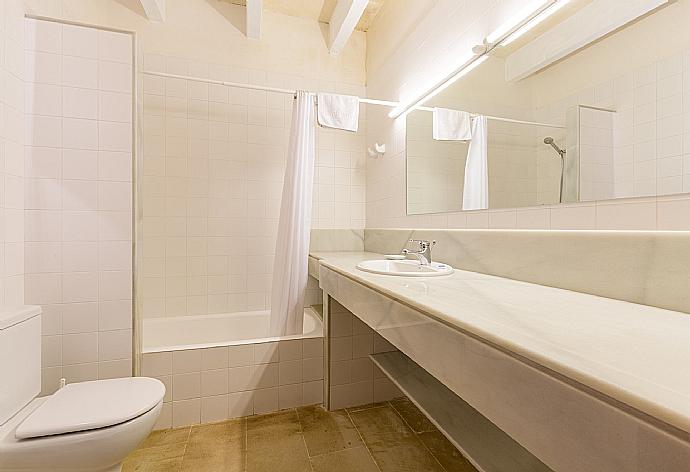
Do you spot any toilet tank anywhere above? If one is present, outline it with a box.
[0,306,42,425]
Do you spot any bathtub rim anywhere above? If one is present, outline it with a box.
[142,306,323,354]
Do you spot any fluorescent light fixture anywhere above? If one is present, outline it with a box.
[486,0,552,44]
[386,0,569,120]
[502,0,570,46]
[388,54,488,119]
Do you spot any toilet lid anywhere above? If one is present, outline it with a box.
[15,377,165,439]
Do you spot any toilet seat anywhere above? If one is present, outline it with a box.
[0,378,165,472]
[15,378,165,440]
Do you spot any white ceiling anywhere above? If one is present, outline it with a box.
[226,0,385,31]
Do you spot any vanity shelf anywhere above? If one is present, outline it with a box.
[370,351,553,472]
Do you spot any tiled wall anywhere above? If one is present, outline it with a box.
[397,110,567,214]
[328,299,401,410]
[363,228,690,314]
[535,51,690,200]
[142,338,324,429]
[405,111,466,214]
[139,55,366,318]
[22,18,134,394]
[0,0,26,306]
[578,106,615,201]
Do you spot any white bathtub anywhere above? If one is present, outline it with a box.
[142,307,323,353]
[141,307,325,428]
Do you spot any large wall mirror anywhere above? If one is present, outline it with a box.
[406,0,686,214]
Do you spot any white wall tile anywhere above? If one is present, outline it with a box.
[62,149,98,180]
[26,114,61,147]
[61,302,98,334]
[228,391,253,418]
[62,332,98,364]
[201,395,229,423]
[63,87,98,119]
[172,399,200,427]
[98,300,133,331]
[98,30,132,64]
[62,241,98,272]
[26,83,62,116]
[98,152,132,182]
[23,20,134,389]
[99,121,132,152]
[25,51,61,85]
[98,329,132,361]
[62,23,98,59]
[143,351,172,377]
[201,369,228,396]
[99,61,132,93]
[99,91,132,122]
[63,117,98,150]
[25,147,62,179]
[25,18,62,54]
[62,55,98,89]
[253,387,279,414]
[253,341,279,364]
[62,272,98,303]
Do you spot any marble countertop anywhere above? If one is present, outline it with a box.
[310,251,690,435]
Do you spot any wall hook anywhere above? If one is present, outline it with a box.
[368,143,386,158]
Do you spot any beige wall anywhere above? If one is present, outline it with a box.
[0,0,26,306]
[366,0,690,230]
[22,0,367,318]
[23,18,135,394]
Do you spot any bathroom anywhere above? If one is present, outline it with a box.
[0,0,689,470]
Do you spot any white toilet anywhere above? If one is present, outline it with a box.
[0,306,165,472]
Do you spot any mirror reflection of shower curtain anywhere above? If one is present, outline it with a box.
[462,116,489,210]
[269,91,315,336]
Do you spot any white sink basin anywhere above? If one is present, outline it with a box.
[356,259,454,277]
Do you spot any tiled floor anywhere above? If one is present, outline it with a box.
[124,398,478,472]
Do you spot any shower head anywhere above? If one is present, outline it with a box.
[544,137,566,157]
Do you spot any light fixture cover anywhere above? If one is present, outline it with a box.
[486,0,551,44]
[502,0,570,46]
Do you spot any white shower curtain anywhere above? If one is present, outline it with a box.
[269,91,316,336]
[462,116,489,210]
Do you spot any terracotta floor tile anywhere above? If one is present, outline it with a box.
[297,405,363,456]
[181,419,246,472]
[350,405,445,472]
[310,446,380,472]
[125,443,187,465]
[390,398,436,433]
[122,457,183,472]
[129,401,475,472]
[181,446,245,472]
[246,409,310,472]
[246,431,311,472]
[418,431,478,472]
[247,409,301,436]
[188,418,245,445]
[140,427,191,448]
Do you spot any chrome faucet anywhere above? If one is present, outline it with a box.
[402,239,436,265]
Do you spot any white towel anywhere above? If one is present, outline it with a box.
[432,108,472,141]
[462,116,488,211]
[317,93,360,132]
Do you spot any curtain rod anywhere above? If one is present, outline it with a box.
[142,70,566,129]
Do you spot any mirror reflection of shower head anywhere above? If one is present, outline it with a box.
[544,137,566,158]
[544,137,566,204]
